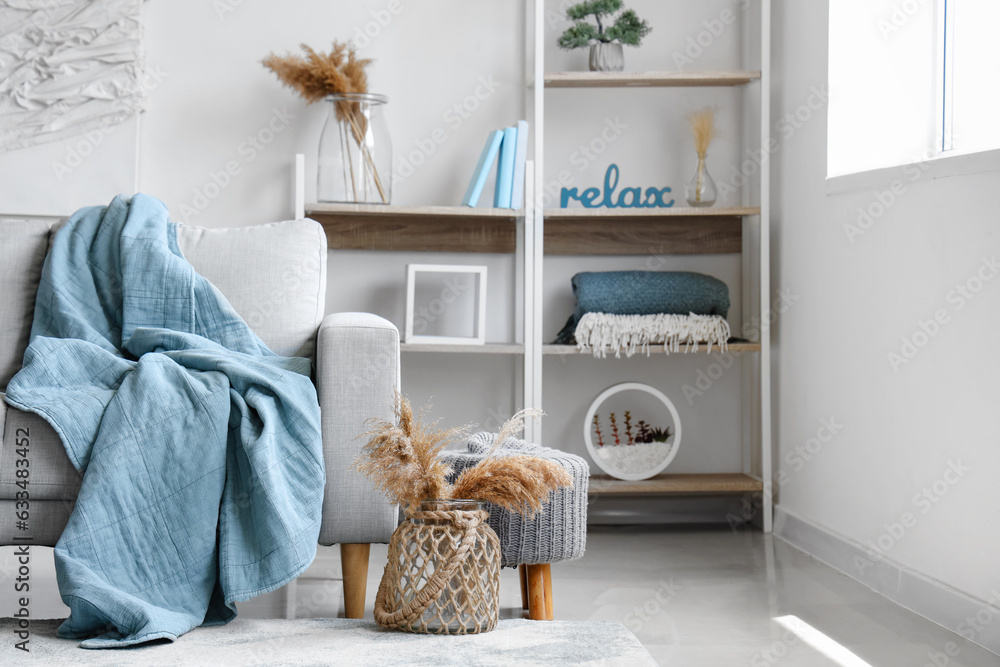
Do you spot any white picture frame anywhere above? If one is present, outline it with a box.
[405,264,488,345]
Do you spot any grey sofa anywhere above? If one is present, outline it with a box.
[0,216,399,618]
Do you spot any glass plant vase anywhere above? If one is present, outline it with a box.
[317,93,391,204]
[685,154,717,207]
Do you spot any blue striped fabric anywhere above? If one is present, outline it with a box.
[4,194,324,648]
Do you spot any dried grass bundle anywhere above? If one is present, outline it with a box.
[358,394,468,512]
[451,455,572,517]
[688,107,717,158]
[357,402,572,518]
[483,408,539,458]
[262,42,370,106]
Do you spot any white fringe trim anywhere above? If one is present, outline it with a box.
[575,312,731,358]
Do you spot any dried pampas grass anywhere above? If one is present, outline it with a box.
[453,408,572,516]
[262,42,371,105]
[451,454,572,517]
[356,400,572,518]
[688,107,717,158]
[357,394,468,512]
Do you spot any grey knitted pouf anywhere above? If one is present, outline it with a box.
[440,432,589,569]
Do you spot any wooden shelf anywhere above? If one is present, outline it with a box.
[545,207,755,255]
[589,473,763,496]
[401,343,524,354]
[544,341,761,355]
[307,203,518,219]
[306,203,756,254]
[544,70,761,88]
[546,206,759,218]
[306,203,519,253]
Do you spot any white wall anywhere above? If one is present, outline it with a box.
[772,0,1000,607]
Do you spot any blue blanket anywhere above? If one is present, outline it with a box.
[4,195,324,648]
[553,271,731,344]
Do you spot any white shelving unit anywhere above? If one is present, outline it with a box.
[522,0,772,530]
[299,0,773,531]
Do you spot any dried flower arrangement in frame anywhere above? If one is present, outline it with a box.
[584,382,682,481]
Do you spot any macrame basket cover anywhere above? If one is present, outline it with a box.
[374,507,501,634]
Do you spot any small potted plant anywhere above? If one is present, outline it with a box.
[557,0,652,72]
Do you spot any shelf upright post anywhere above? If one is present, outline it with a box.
[523,160,536,443]
[529,0,546,444]
[517,0,533,354]
[759,0,773,533]
[521,0,533,442]
[740,0,754,490]
[294,153,305,220]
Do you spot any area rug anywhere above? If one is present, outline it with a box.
[0,617,656,666]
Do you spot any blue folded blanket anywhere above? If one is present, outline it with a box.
[554,271,731,344]
[4,195,324,648]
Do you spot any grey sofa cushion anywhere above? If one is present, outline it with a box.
[0,395,81,501]
[0,219,56,391]
[0,498,75,546]
[176,219,328,360]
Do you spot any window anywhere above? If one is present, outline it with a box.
[942,0,1000,154]
[828,0,1000,178]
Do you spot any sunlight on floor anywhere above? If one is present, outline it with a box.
[775,615,874,667]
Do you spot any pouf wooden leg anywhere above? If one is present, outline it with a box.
[527,564,546,620]
[523,564,555,620]
[341,543,370,619]
[542,563,554,620]
[519,564,530,610]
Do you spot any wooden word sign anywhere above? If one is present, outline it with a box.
[560,164,674,209]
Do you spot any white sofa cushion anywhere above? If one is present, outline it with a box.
[0,219,56,391]
[176,219,328,360]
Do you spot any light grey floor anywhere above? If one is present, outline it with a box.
[4,526,998,666]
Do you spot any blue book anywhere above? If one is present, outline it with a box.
[493,126,518,208]
[462,130,504,207]
[510,120,529,209]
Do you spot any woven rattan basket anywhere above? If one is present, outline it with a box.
[374,500,500,634]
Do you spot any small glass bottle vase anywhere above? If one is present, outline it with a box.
[317,93,391,204]
[685,153,717,207]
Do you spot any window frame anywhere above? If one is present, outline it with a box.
[826,0,1000,193]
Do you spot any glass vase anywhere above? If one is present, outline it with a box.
[317,93,391,204]
[685,154,718,207]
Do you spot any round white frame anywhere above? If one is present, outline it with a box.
[583,382,682,481]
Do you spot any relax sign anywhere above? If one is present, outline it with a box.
[561,164,674,209]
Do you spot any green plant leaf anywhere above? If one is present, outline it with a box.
[558,22,600,49]
[607,9,651,46]
[566,0,624,21]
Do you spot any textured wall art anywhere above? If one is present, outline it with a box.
[0,0,146,153]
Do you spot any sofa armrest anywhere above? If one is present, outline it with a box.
[315,312,400,545]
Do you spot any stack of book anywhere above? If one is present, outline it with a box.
[462,120,529,209]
